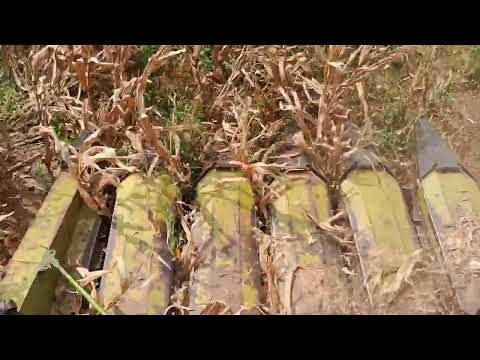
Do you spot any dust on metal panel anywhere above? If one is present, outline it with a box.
[188,169,261,314]
[99,174,177,315]
[415,186,444,262]
[0,173,80,312]
[270,172,348,314]
[420,171,480,314]
[340,169,419,303]
[421,172,480,232]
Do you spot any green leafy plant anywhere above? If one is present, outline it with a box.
[199,45,214,72]
[0,79,26,124]
[468,46,480,87]
[137,45,161,71]
[52,113,77,144]
[32,161,52,192]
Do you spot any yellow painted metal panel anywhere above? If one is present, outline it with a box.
[421,172,480,231]
[341,169,419,303]
[188,170,260,314]
[420,171,480,314]
[271,173,348,314]
[99,174,177,315]
[0,173,80,313]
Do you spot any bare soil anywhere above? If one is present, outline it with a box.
[443,91,480,179]
[0,129,46,265]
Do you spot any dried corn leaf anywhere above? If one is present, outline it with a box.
[0,212,15,223]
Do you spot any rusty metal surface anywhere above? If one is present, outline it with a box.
[270,172,348,314]
[188,169,261,314]
[98,174,176,315]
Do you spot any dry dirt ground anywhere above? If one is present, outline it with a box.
[0,128,49,266]
[438,91,480,180]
